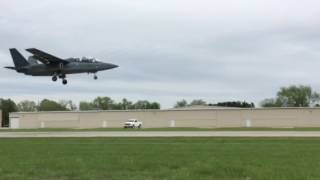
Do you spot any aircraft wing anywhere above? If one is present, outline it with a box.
[25,48,69,65]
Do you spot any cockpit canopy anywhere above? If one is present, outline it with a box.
[67,57,99,63]
[81,57,98,63]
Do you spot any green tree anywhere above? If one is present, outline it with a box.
[134,100,150,109]
[260,98,281,107]
[17,100,37,112]
[149,102,160,109]
[38,99,68,111]
[92,96,114,110]
[261,85,320,107]
[213,101,255,108]
[0,98,17,127]
[120,98,133,110]
[174,99,188,108]
[79,101,95,110]
[133,100,160,109]
[190,99,207,106]
[277,85,319,107]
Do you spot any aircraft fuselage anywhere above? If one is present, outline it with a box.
[20,62,117,76]
[5,48,118,85]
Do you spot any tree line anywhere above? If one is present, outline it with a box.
[260,85,320,107]
[174,99,255,108]
[79,97,160,110]
[1,85,320,127]
[173,85,320,108]
[0,97,160,127]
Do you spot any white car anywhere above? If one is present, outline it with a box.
[124,119,142,128]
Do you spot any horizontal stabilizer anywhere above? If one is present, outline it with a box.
[4,66,16,70]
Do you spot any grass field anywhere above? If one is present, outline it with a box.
[1,138,320,179]
[2,127,320,132]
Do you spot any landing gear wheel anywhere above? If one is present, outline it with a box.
[62,79,67,85]
[94,75,98,80]
[59,74,66,79]
[52,76,57,82]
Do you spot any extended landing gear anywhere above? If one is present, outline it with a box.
[58,74,67,85]
[52,74,67,85]
[62,79,67,85]
[59,74,66,79]
[52,76,57,82]
[94,74,98,80]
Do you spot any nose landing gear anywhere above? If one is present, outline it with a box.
[94,74,98,80]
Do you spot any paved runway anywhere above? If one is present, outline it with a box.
[1,131,320,137]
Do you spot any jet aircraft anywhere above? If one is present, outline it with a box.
[5,48,118,85]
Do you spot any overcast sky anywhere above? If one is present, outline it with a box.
[0,0,320,108]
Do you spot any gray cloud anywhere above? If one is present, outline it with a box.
[1,0,320,108]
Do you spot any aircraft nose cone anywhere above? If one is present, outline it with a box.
[102,63,118,70]
[109,63,119,69]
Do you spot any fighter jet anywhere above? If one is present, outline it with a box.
[4,48,118,85]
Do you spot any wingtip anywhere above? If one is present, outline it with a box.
[4,66,16,70]
[25,48,39,54]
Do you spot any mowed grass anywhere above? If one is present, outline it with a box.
[1,138,320,179]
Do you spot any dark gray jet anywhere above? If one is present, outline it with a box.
[5,48,118,85]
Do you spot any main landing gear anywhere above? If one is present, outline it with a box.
[62,79,67,85]
[52,74,67,85]
[52,73,98,85]
[52,76,57,82]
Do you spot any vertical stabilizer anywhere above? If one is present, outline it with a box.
[9,48,29,68]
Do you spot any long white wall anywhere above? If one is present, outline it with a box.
[9,108,320,129]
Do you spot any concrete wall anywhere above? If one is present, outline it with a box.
[0,110,2,127]
[9,108,320,129]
